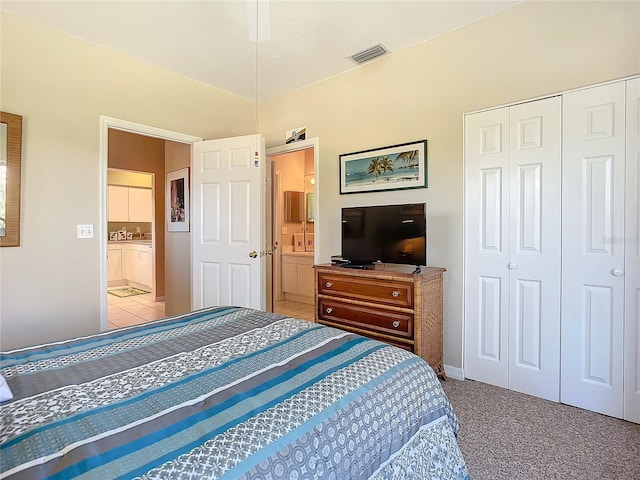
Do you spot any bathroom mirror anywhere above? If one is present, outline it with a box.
[0,112,23,247]
[304,174,315,223]
[306,193,315,222]
[284,190,303,222]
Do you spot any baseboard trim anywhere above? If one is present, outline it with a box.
[444,364,464,380]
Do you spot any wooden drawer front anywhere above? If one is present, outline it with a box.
[318,299,413,339]
[317,273,413,308]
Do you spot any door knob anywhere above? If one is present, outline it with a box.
[508,262,518,270]
[611,268,624,277]
[249,251,258,258]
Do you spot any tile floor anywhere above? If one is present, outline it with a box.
[107,287,166,330]
[108,289,314,330]
[273,300,315,321]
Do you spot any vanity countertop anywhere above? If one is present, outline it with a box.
[282,250,314,257]
[108,240,152,245]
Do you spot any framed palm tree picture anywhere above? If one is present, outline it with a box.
[339,139,427,194]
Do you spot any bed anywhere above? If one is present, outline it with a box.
[1,306,468,479]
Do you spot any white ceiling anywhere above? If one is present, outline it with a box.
[2,1,522,102]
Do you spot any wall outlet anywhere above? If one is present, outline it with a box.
[282,227,287,234]
[77,224,94,239]
[136,227,141,233]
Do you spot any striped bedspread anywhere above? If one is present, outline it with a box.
[0,307,468,479]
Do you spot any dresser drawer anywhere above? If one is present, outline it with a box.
[317,299,413,339]
[317,273,414,308]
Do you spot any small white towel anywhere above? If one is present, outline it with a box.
[0,375,13,402]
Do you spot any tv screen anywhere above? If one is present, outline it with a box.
[341,203,426,266]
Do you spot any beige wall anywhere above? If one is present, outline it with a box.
[259,1,640,370]
[0,11,255,350]
[164,141,191,316]
[1,2,638,365]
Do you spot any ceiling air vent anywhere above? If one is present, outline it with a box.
[348,43,390,65]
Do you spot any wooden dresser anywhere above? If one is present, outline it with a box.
[314,264,446,379]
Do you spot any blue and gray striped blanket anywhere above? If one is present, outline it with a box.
[1,307,468,479]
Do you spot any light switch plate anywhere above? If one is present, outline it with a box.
[77,224,94,239]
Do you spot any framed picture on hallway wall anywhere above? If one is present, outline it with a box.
[167,168,190,232]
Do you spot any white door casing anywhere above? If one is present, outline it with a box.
[464,97,562,401]
[625,78,640,423]
[192,134,266,311]
[561,82,626,418]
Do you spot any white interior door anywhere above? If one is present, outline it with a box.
[625,77,640,423]
[561,82,626,418]
[464,107,511,388]
[192,134,266,311]
[507,97,561,401]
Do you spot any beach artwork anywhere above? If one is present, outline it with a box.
[340,140,427,194]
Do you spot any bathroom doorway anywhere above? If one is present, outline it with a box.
[267,138,319,321]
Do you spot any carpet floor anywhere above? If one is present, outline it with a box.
[441,378,640,480]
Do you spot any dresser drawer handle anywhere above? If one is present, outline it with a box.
[391,290,400,298]
[326,307,333,314]
[325,282,333,288]
[392,321,400,328]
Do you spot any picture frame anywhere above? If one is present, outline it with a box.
[166,168,190,232]
[339,139,427,194]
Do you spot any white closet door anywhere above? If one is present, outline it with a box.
[625,78,640,423]
[508,98,562,401]
[464,107,510,388]
[562,82,626,418]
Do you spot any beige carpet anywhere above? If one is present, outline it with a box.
[441,378,640,480]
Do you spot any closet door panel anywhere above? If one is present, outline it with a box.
[625,78,640,423]
[508,97,562,401]
[464,108,510,387]
[562,82,626,418]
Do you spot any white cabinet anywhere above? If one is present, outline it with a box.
[282,254,314,302]
[107,243,123,285]
[108,185,152,222]
[108,186,129,222]
[122,243,153,290]
[128,188,153,222]
[464,77,639,422]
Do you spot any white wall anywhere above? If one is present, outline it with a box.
[0,11,255,350]
[259,1,640,369]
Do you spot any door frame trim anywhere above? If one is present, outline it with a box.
[99,116,202,331]
[266,137,320,267]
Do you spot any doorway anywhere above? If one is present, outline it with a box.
[106,168,160,329]
[267,138,319,321]
[99,116,201,332]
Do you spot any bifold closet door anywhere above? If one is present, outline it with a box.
[561,82,626,418]
[464,107,510,388]
[625,78,640,423]
[464,97,561,400]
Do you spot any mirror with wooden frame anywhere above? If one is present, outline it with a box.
[1,112,23,247]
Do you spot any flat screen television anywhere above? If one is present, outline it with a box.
[341,203,426,266]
